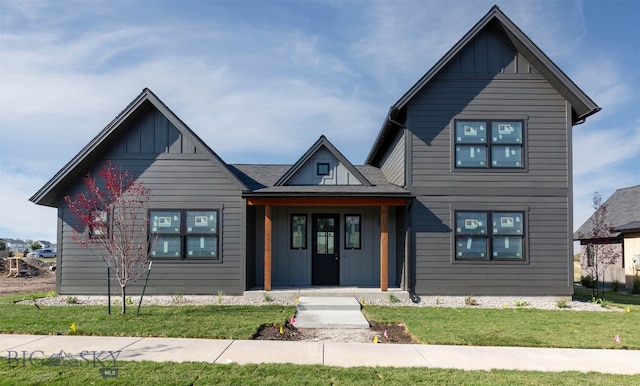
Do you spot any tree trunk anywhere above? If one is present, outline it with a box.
[121,285,127,314]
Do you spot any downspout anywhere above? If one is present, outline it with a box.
[386,108,419,302]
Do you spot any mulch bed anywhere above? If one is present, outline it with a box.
[253,322,416,344]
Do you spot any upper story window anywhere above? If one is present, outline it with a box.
[454,120,524,169]
[149,209,220,260]
[455,211,525,261]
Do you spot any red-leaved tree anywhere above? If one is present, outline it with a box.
[65,161,153,314]
[579,192,620,299]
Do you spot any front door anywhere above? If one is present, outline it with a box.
[312,214,340,285]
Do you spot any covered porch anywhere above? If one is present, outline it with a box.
[246,197,409,292]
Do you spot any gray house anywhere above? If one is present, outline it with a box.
[31,6,599,296]
[574,186,640,289]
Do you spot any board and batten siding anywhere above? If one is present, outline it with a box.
[285,148,362,186]
[252,206,400,287]
[57,106,245,295]
[403,27,573,295]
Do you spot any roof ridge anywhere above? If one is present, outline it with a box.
[614,185,640,192]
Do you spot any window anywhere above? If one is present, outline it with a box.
[316,162,330,176]
[290,214,307,249]
[149,209,220,260]
[454,120,524,168]
[345,215,361,249]
[455,211,525,261]
[90,210,109,238]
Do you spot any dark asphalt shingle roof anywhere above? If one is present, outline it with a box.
[574,185,640,239]
[229,164,410,196]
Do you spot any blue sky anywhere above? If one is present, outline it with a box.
[1,0,638,243]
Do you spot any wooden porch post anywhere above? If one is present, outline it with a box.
[264,205,272,291]
[380,204,388,291]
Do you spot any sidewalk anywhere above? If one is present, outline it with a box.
[2,334,640,374]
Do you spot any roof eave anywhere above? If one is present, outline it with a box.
[30,88,248,208]
[366,6,601,163]
[242,191,413,198]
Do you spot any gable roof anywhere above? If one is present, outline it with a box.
[275,135,372,186]
[30,88,247,207]
[574,185,640,240]
[231,164,410,197]
[366,5,600,165]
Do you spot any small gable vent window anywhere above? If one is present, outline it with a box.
[316,162,330,176]
[454,120,524,169]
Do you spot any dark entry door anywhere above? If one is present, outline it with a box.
[312,214,340,285]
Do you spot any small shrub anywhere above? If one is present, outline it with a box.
[65,296,78,304]
[125,296,133,305]
[580,275,594,288]
[388,294,400,304]
[46,291,57,298]
[632,277,640,294]
[556,298,569,308]
[172,292,184,305]
[217,290,224,304]
[464,294,477,306]
[514,300,528,307]
[611,279,621,292]
[262,292,273,302]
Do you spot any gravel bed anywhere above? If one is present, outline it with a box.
[24,294,619,311]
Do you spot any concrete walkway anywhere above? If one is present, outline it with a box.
[2,334,640,374]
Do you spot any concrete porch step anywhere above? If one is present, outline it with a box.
[293,296,370,329]
[243,287,410,302]
[296,296,362,311]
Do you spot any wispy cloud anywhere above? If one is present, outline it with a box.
[573,119,640,228]
[0,169,57,240]
[0,0,638,242]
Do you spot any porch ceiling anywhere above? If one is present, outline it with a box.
[246,196,409,207]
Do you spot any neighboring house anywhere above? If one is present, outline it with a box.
[574,186,640,289]
[37,240,53,249]
[0,238,30,253]
[30,6,599,296]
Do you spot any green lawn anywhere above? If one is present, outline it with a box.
[0,302,295,339]
[363,306,640,349]
[573,287,640,307]
[2,291,640,383]
[1,361,638,385]
[2,291,640,349]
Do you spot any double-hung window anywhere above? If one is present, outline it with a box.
[90,209,109,238]
[455,211,525,261]
[149,209,220,260]
[454,120,524,168]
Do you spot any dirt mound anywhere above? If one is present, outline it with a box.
[0,258,56,295]
[253,322,416,344]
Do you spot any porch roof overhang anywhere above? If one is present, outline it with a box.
[245,194,411,207]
